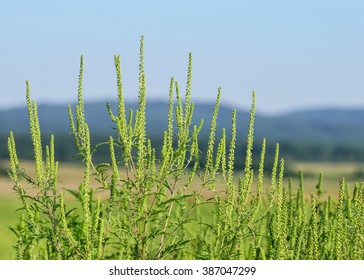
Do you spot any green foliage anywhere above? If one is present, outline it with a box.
[7,36,364,260]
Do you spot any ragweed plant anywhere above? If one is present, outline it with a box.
[8,36,364,260]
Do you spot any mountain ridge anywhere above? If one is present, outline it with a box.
[0,100,363,144]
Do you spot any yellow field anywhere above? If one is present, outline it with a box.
[0,159,97,197]
[286,160,364,198]
[2,159,362,197]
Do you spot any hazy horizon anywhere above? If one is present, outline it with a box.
[1,1,363,115]
[2,95,364,118]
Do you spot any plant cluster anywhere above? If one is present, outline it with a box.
[7,37,364,259]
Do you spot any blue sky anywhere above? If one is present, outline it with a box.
[1,0,363,115]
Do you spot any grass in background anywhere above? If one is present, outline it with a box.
[0,196,21,259]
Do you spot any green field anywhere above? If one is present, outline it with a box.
[0,196,21,259]
[1,159,363,259]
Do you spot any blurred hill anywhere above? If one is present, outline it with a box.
[1,100,364,163]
